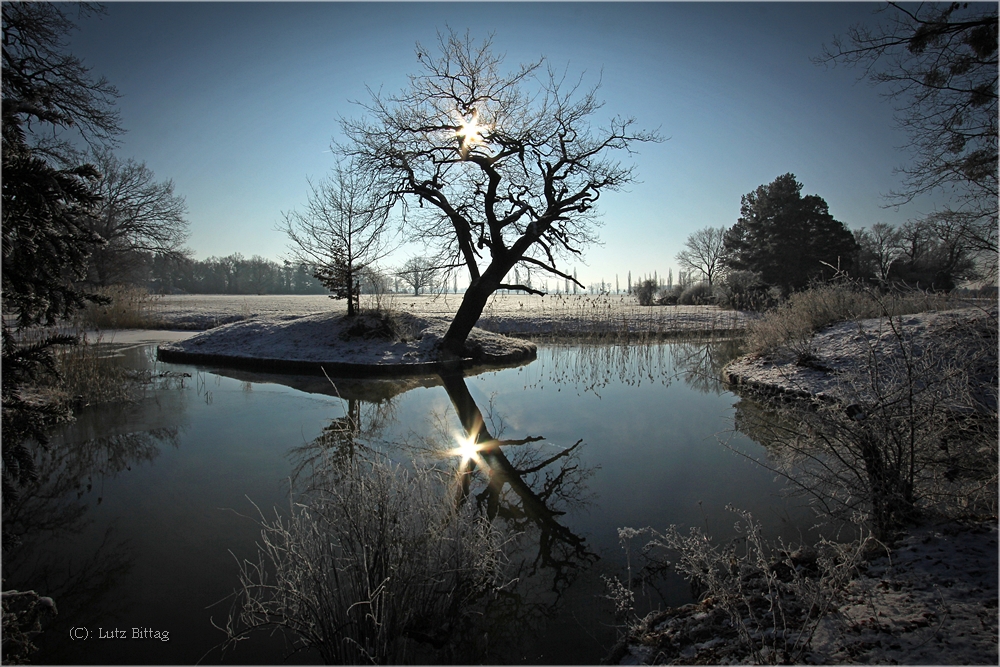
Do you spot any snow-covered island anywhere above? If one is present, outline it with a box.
[157,310,538,374]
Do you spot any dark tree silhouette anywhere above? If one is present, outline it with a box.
[440,371,594,591]
[2,2,120,503]
[818,2,998,281]
[86,148,189,285]
[722,173,858,293]
[339,30,660,359]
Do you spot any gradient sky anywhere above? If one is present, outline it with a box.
[66,2,946,288]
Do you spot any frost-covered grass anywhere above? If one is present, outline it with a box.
[154,292,752,336]
[77,284,167,329]
[222,455,515,664]
[158,310,537,369]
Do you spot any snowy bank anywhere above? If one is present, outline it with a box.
[616,520,997,665]
[722,306,998,407]
[156,311,537,375]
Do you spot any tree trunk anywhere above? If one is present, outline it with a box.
[439,272,501,360]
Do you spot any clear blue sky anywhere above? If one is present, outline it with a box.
[67,2,942,289]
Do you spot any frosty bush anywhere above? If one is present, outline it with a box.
[222,456,515,664]
[714,270,772,311]
[677,281,713,305]
[738,306,998,539]
[633,279,659,306]
[610,508,878,664]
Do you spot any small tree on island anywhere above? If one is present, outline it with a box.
[338,30,660,358]
[281,159,394,316]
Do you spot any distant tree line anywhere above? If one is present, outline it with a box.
[130,253,326,295]
[630,169,994,310]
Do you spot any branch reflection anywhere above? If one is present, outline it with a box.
[440,371,596,594]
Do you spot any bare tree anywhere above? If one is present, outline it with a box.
[281,159,394,316]
[87,148,189,285]
[853,221,903,284]
[675,226,726,287]
[339,30,660,358]
[396,256,438,296]
[818,2,998,281]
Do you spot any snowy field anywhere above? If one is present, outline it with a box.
[152,292,752,335]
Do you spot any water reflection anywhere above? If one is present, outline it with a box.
[3,423,180,661]
[290,397,398,476]
[524,336,742,395]
[439,371,596,592]
[253,369,599,663]
[670,338,743,394]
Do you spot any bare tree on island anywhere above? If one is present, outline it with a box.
[338,30,661,359]
[281,159,394,316]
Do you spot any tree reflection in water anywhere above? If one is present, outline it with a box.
[439,371,596,593]
[3,427,179,660]
[261,369,598,663]
[525,336,743,396]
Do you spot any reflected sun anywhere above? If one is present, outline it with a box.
[448,433,485,469]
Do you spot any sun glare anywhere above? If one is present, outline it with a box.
[448,433,485,469]
[453,108,490,158]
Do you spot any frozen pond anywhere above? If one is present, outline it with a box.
[6,338,816,664]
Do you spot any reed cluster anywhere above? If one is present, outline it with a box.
[76,285,165,330]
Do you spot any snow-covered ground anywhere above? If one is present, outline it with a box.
[618,520,998,665]
[723,306,998,409]
[151,293,752,335]
[157,310,537,373]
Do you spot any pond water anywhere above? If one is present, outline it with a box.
[6,338,818,665]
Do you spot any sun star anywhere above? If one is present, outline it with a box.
[448,433,484,467]
[453,108,489,158]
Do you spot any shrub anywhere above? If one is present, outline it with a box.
[633,279,659,306]
[677,281,713,305]
[224,456,514,664]
[76,285,164,329]
[744,283,957,357]
[736,306,998,539]
[608,510,878,665]
[715,270,773,311]
[656,285,682,305]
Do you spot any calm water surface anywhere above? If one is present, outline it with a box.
[7,339,816,664]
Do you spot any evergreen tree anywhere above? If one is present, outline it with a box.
[723,173,858,293]
[2,3,121,503]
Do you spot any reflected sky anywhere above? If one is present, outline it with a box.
[8,339,817,664]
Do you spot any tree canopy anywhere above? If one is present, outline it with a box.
[86,148,190,286]
[675,226,726,287]
[722,173,858,293]
[819,1,998,281]
[2,2,121,503]
[338,30,660,357]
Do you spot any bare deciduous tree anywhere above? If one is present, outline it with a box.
[87,148,189,285]
[853,221,903,285]
[818,2,998,281]
[339,30,660,358]
[281,159,394,316]
[396,256,438,296]
[675,226,726,287]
